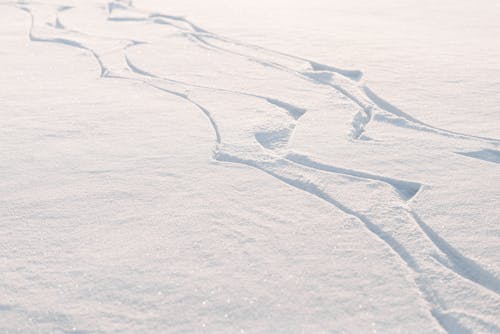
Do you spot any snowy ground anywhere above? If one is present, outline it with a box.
[1,0,499,333]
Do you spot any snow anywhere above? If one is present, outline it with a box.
[1,0,499,333]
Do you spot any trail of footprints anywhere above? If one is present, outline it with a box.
[14,0,500,332]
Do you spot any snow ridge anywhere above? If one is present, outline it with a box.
[12,1,500,332]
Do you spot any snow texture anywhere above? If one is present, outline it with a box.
[1,0,499,333]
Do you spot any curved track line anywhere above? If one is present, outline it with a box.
[286,152,422,201]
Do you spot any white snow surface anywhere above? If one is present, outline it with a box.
[1,0,499,333]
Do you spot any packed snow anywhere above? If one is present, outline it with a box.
[1,0,499,333]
